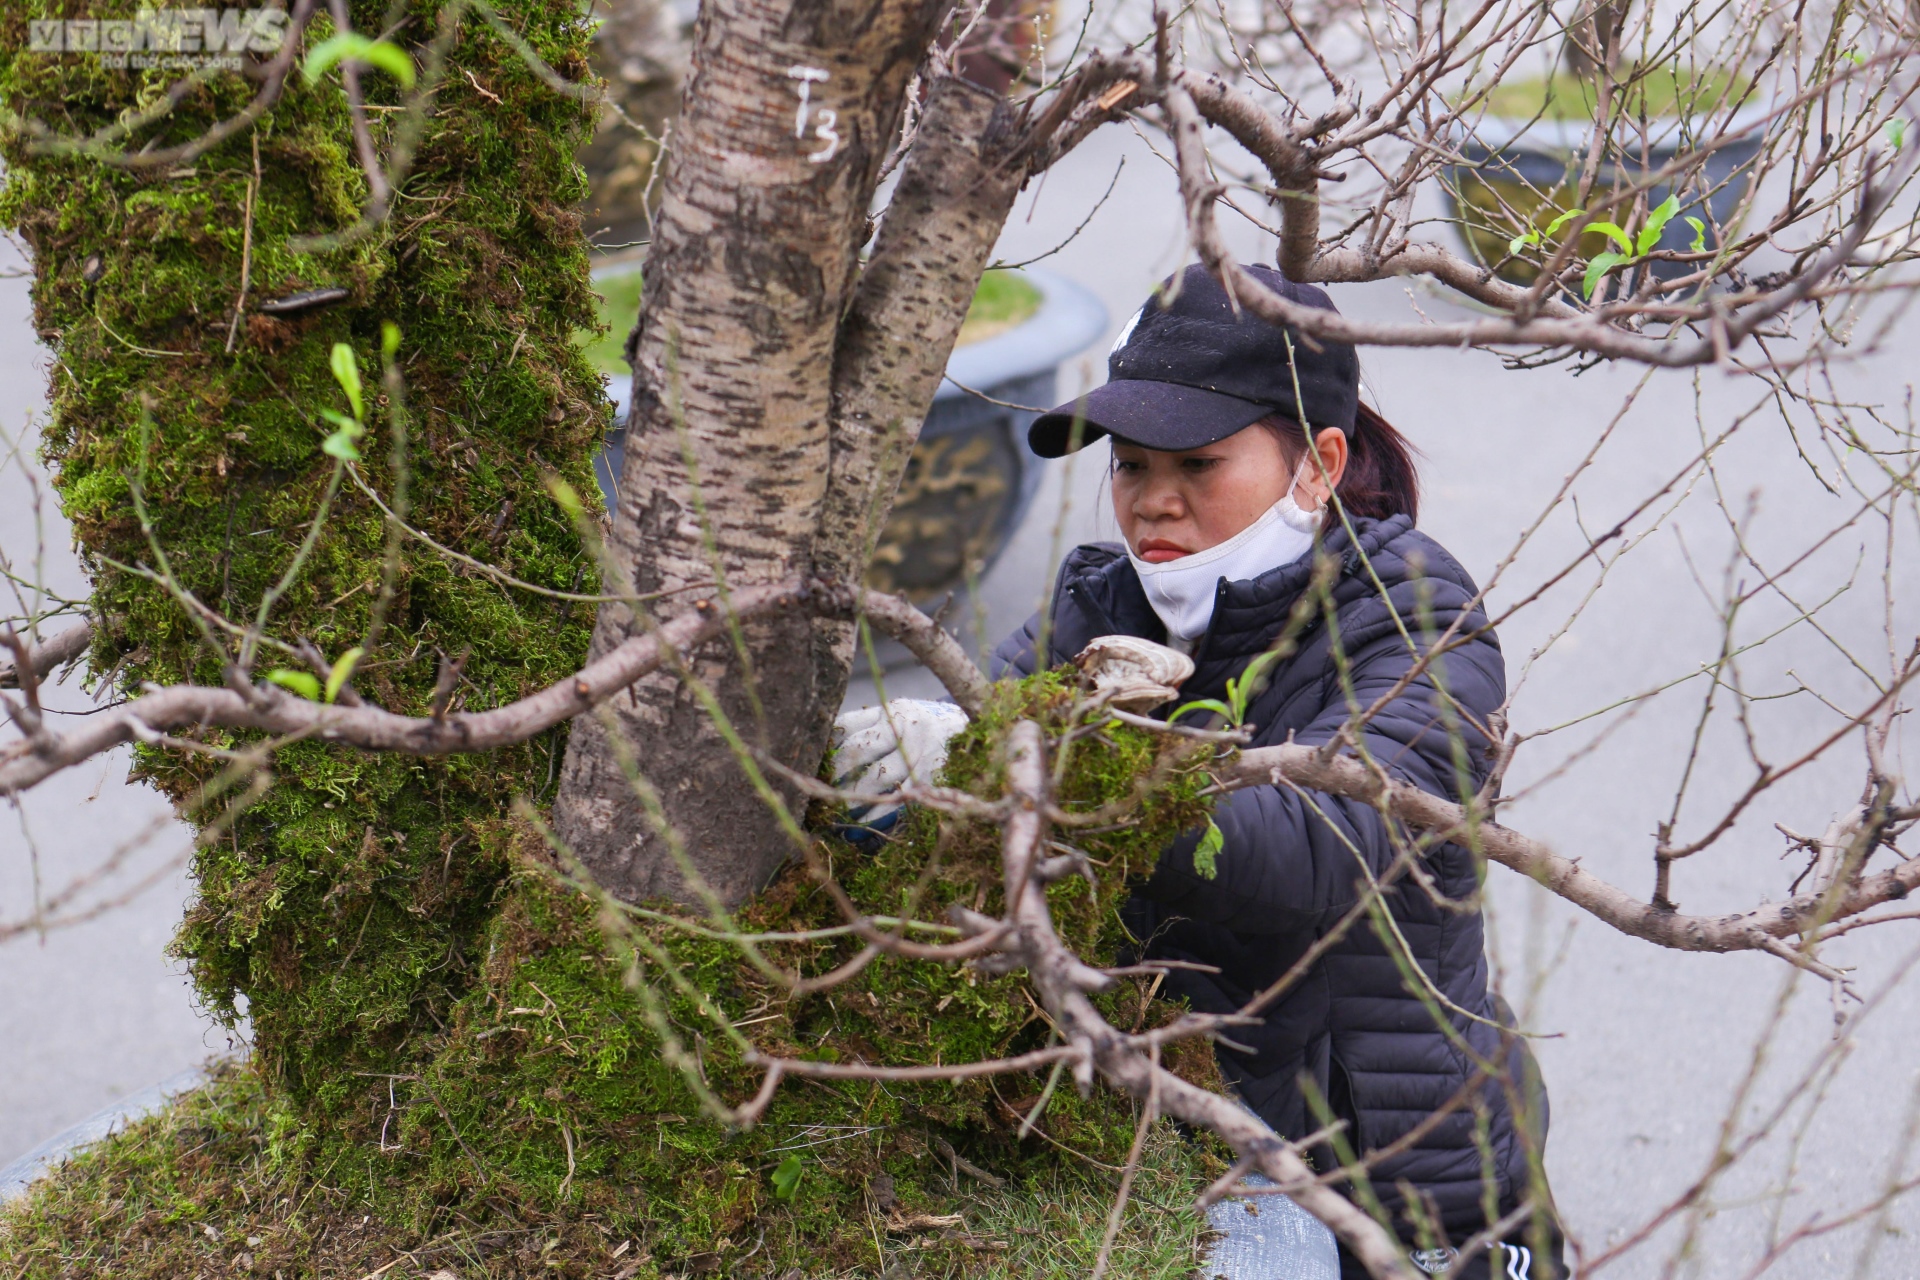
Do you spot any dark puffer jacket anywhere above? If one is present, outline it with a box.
[991,514,1540,1242]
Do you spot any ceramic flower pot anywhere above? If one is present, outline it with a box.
[1442,74,1767,288]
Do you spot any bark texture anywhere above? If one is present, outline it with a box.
[809,76,1029,703]
[553,0,950,905]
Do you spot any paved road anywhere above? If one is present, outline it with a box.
[0,238,234,1167]
[7,120,1920,1276]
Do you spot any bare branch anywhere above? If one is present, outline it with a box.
[0,619,90,691]
[1218,744,1920,956]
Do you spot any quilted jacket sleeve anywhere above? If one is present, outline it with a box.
[1139,584,1506,934]
[989,611,1044,680]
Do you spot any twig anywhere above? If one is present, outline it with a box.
[0,619,91,691]
[224,131,261,354]
[429,646,471,721]
[934,1135,1007,1187]
[743,1043,1080,1084]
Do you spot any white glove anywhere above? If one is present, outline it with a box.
[831,699,971,826]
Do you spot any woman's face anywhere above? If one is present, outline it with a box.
[1112,424,1349,562]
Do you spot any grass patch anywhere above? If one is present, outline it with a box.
[928,1128,1216,1280]
[579,266,646,375]
[954,270,1043,347]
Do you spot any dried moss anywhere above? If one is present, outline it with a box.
[1,9,1233,1275]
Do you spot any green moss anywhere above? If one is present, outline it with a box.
[1480,65,1754,122]
[2,673,1231,1276]
[2,0,606,1095]
[1,8,1230,1273]
[1,1061,1211,1279]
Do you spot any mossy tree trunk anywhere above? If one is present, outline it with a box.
[1,0,604,1099]
[0,10,1229,1270]
[552,0,1034,907]
[5,0,1046,1117]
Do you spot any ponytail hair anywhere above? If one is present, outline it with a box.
[1339,402,1420,524]
[1257,400,1420,525]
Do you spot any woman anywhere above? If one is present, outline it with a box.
[836,265,1561,1280]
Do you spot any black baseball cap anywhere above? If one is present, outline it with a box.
[1028,264,1360,458]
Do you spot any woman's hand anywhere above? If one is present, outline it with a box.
[830,699,970,828]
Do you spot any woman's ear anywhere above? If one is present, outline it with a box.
[1298,428,1349,509]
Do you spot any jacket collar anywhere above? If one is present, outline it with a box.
[1053,515,1413,701]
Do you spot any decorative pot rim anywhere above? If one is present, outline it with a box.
[1454,100,1773,157]
[934,266,1107,404]
[591,265,1107,420]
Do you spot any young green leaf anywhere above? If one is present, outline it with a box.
[303,33,416,89]
[320,408,366,462]
[771,1155,804,1201]
[322,433,362,462]
[1192,819,1225,880]
[303,32,367,83]
[1583,251,1630,300]
[1583,221,1636,256]
[381,321,402,364]
[1543,208,1587,237]
[330,342,364,422]
[266,670,322,700]
[1684,216,1707,253]
[356,40,417,88]
[1169,697,1235,725]
[324,647,365,705]
[1636,194,1682,255]
[1889,118,1907,150]
[1226,647,1288,724]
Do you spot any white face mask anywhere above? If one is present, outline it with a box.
[1125,465,1323,648]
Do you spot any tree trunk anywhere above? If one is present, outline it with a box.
[552,0,951,905]
[2,0,605,1094]
[808,76,1030,699]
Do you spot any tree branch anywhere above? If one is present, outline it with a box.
[8,588,1910,980]
[1218,744,1920,956]
[0,581,820,794]
[993,720,1421,1279]
[0,619,92,691]
[0,584,987,797]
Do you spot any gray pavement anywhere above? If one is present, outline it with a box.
[7,118,1920,1278]
[0,236,231,1167]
